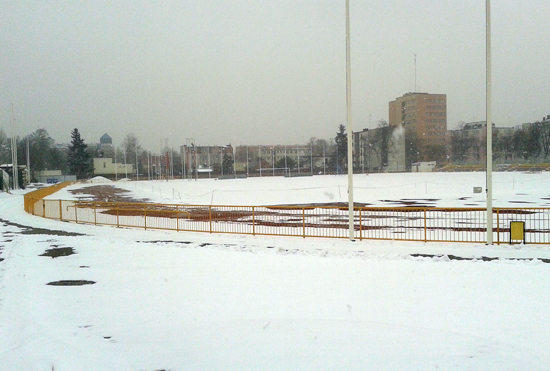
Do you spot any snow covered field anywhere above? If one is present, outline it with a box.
[48,171,550,207]
[2,172,550,370]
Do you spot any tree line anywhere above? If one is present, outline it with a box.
[3,120,548,182]
[0,128,152,182]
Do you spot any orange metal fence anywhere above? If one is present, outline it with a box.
[23,181,75,214]
[23,195,550,244]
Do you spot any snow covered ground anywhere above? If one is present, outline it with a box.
[47,171,550,207]
[2,172,550,370]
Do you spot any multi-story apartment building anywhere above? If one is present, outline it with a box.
[389,92,447,147]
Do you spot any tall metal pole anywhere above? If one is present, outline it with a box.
[310,142,313,174]
[10,104,18,190]
[414,53,417,92]
[285,146,288,176]
[361,139,364,173]
[346,0,355,241]
[208,145,211,178]
[114,147,118,181]
[297,145,300,175]
[486,0,493,244]
[323,142,326,175]
[135,146,139,181]
[26,138,30,181]
[259,145,261,177]
[124,148,128,178]
[182,146,189,179]
[171,148,174,180]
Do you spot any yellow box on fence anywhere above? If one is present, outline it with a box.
[510,221,525,244]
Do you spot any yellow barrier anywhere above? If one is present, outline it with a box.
[22,181,550,244]
[23,181,75,215]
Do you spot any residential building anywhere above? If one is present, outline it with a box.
[234,145,324,175]
[447,121,516,164]
[389,92,447,148]
[93,158,133,176]
[180,144,233,175]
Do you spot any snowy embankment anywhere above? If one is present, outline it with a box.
[2,173,550,370]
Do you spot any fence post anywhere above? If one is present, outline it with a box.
[116,204,120,228]
[359,207,363,241]
[144,207,147,230]
[94,203,97,225]
[496,208,500,245]
[252,206,256,236]
[59,200,62,221]
[75,202,78,224]
[209,206,212,233]
[176,206,180,232]
[424,208,427,242]
[302,207,306,238]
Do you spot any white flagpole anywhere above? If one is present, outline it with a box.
[346,0,355,241]
[486,0,493,244]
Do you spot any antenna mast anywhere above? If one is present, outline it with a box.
[414,54,417,92]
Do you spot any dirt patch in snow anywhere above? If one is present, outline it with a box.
[40,247,76,258]
[68,185,149,203]
[0,218,85,236]
[410,253,550,264]
[46,280,95,286]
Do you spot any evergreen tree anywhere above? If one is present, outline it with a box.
[332,124,347,173]
[274,156,296,170]
[68,128,93,179]
[222,153,234,174]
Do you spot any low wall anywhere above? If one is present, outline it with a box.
[23,181,75,215]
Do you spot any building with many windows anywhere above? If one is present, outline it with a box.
[389,92,447,147]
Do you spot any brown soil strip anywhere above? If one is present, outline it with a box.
[47,280,96,286]
[410,253,550,264]
[69,185,149,203]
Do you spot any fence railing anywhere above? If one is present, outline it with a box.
[23,181,75,214]
[23,194,550,244]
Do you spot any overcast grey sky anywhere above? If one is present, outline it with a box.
[1,0,549,151]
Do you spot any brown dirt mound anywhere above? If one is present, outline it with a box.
[69,185,149,203]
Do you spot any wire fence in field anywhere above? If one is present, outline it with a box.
[24,194,550,244]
